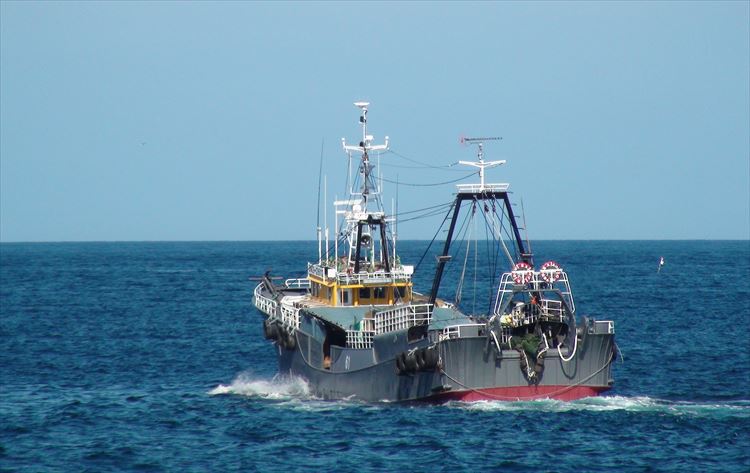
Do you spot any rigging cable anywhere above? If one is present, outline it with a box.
[455,203,475,306]
[489,198,502,312]
[398,205,457,224]
[387,149,464,171]
[475,196,504,313]
[492,196,516,267]
[392,201,454,218]
[379,172,478,187]
[379,162,464,171]
[414,200,455,275]
[473,210,478,315]
[484,204,493,313]
[450,201,476,306]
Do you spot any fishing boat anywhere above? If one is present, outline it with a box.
[252,102,617,402]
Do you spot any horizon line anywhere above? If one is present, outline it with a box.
[1,238,748,244]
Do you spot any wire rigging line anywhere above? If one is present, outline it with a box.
[483,195,515,268]
[379,171,478,187]
[455,205,474,306]
[398,206,456,224]
[387,149,464,171]
[446,200,479,310]
[483,207,493,313]
[379,162,464,170]
[414,200,455,275]
[499,199,520,263]
[391,201,454,218]
[470,197,504,314]
[489,196,518,311]
[448,202,474,265]
[473,212,479,315]
[489,205,502,312]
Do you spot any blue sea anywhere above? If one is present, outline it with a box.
[1,240,749,472]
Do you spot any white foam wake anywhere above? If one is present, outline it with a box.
[209,373,311,400]
[450,395,750,417]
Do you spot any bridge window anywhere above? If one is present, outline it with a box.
[341,289,351,306]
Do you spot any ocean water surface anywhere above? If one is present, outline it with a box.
[1,240,749,472]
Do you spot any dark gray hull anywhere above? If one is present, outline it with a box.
[273,326,615,402]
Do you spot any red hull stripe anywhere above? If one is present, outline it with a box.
[428,385,610,402]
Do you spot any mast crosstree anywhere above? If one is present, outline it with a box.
[457,137,507,193]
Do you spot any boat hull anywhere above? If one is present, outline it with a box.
[426,385,608,403]
[272,327,615,403]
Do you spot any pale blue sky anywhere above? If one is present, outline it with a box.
[1,1,748,241]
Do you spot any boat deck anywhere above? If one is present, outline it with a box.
[302,304,474,332]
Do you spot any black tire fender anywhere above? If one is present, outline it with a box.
[268,322,280,341]
[404,351,418,372]
[415,348,427,370]
[263,320,272,339]
[277,325,288,347]
[285,331,296,350]
[424,347,439,370]
[395,353,406,375]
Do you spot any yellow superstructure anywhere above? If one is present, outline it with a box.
[308,271,412,307]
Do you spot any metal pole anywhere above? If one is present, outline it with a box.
[429,197,463,306]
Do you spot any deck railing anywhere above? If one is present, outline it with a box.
[253,283,300,330]
[346,330,375,349]
[374,304,432,334]
[455,182,509,193]
[439,323,484,341]
[279,303,301,329]
[253,284,277,316]
[285,278,311,289]
[494,270,576,315]
[307,263,413,285]
[540,298,565,320]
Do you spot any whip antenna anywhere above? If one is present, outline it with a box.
[317,139,324,263]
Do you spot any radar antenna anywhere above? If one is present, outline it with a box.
[458,136,506,192]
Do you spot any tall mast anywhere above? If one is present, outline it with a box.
[341,102,391,273]
[342,102,389,211]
